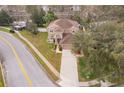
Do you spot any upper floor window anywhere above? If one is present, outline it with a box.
[49,29,53,32]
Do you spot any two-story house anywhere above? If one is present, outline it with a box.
[47,18,79,50]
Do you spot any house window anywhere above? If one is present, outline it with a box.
[70,7,73,11]
[50,30,53,32]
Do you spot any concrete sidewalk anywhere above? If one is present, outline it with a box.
[58,50,79,87]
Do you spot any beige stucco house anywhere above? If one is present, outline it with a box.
[47,18,79,50]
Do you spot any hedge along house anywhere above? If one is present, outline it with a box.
[47,18,80,51]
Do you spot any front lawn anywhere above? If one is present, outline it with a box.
[0,27,10,33]
[78,57,97,81]
[20,30,62,72]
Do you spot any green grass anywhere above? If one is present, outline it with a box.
[0,27,10,33]
[78,57,97,81]
[0,64,4,87]
[20,30,61,72]
[78,57,87,81]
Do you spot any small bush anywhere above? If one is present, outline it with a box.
[9,29,15,33]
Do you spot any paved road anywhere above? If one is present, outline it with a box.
[0,31,56,87]
[59,50,79,87]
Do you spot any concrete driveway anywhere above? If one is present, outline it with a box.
[0,31,56,87]
[59,50,79,87]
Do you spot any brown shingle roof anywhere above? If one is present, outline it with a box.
[60,33,73,44]
[55,19,73,29]
[48,18,79,32]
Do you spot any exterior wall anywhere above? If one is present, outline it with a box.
[41,5,81,18]
[0,5,8,11]
[47,28,63,43]
[72,5,81,11]
[48,30,54,43]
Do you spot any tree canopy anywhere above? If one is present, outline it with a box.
[0,10,13,26]
[72,22,124,83]
[26,21,38,35]
[43,11,57,27]
[26,6,46,27]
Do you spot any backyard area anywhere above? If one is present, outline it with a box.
[20,30,62,72]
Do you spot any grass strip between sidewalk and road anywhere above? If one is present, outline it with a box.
[0,27,10,33]
[0,63,4,87]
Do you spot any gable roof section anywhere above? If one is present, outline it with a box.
[48,18,79,32]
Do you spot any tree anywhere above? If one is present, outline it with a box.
[72,22,124,84]
[26,21,38,35]
[97,6,124,22]
[71,15,83,24]
[0,10,13,26]
[43,11,57,27]
[26,6,46,27]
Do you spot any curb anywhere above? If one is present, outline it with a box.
[0,62,6,87]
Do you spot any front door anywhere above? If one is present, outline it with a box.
[57,38,61,44]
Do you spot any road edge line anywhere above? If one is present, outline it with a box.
[0,62,6,87]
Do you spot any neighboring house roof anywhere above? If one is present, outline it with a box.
[48,18,79,33]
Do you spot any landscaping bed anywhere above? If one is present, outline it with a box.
[20,30,62,72]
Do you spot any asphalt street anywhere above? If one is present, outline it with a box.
[0,31,56,87]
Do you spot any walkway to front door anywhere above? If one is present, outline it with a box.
[58,49,79,86]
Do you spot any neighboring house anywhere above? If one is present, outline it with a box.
[47,18,80,50]
[0,5,8,11]
[41,5,81,18]
[4,6,30,21]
